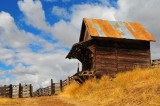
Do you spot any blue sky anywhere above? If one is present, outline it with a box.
[0,0,160,88]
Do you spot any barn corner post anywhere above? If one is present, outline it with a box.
[9,84,12,98]
[60,80,63,92]
[51,79,54,95]
[19,83,22,98]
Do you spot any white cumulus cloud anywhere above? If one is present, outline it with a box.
[52,6,70,19]
[0,11,79,90]
[18,0,51,32]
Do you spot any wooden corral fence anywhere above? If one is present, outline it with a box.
[152,59,160,67]
[32,86,52,96]
[0,85,12,98]
[33,76,82,97]
[54,83,61,94]
[0,83,32,98]
[32,79,61,97]
[21,84,33,98]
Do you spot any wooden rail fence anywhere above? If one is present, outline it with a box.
[152,59,160,67]
[32,79,61,97]
[0,83,32,98]
[0,85,12,98]
[33,77,77,97]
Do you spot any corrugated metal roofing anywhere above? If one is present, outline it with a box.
[83,18,155,41]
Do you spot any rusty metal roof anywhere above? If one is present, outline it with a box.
[83,18,155,41]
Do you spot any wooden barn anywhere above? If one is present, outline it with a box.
[66,18,155,79]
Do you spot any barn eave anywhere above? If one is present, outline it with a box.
[66,40,93,60]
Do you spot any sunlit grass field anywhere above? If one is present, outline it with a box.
[61,67,160,106]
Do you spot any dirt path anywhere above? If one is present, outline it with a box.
[58,96,98,106]
[0,96,97,106]
[0,96,75,106]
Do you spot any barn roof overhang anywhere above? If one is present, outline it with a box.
[66,40,93,61]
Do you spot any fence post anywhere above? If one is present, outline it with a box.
[77,63,79,73]
[60,80,62,92]
[4,85,6,97]
[53,83,55,94]
[30,84,33,97]
[9,84,12,98]
[19,83,21,98]
[67,76,70,85]
[51,79,54,95]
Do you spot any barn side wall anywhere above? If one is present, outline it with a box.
[94,38,151,77]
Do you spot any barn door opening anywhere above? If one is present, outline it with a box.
[81,48,92,71]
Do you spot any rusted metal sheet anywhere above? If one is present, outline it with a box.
[84,18,155,41]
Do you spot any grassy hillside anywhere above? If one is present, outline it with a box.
[60,67,160,106]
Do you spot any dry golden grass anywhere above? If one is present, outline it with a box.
[60,67,160,106]
[0,96,75,106]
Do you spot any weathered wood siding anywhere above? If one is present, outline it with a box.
[94,38,151,77]
[95,47,117,77]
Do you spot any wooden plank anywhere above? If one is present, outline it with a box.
[96,63,117,68]
[95,71,109,75]
[96,67,116,71]
[118,59,150,63]
[118,52,149,57]
[96,51,116,55]
[118,56,149,61]
[54,83,60,86]
[118,53,149,58]
[96,47,115,51]
[96,55,116,59]
[117,48,149,52]
[96,60,117,64]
